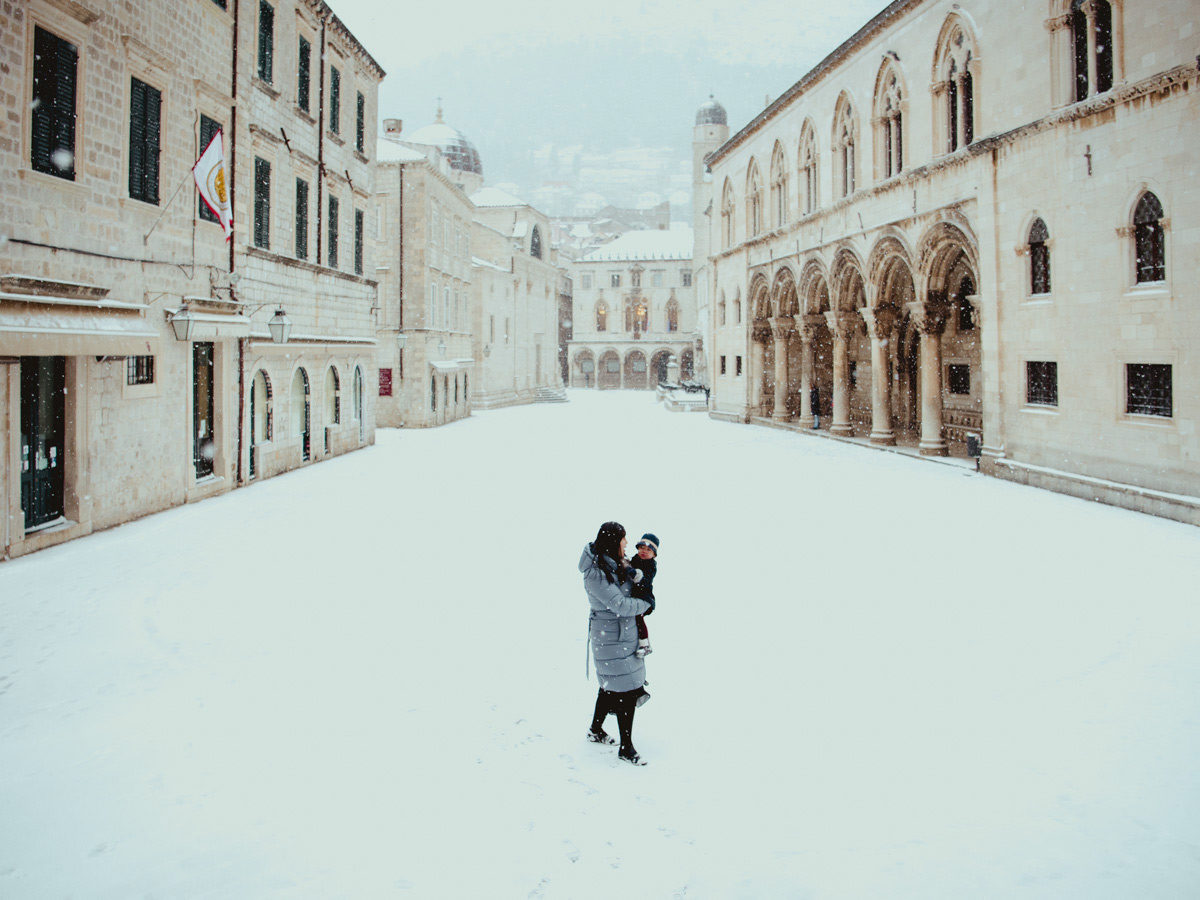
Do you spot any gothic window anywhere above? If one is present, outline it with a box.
[596,301,608,332]
[1072,0,1114,101]
[1133,192,1165,283]
[769,142,788,228]
[798,123,817,215]
[832,96,856,198]
[1029,218,1051,294]
[955,277,976,331]
[721,180,736,247]
[746,162,764,235]
[935,19,978,153]
[531,224,543,259]
[718,293,727,326]
[875,66,905,179]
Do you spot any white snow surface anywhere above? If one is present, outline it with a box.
[2,391,1199,899]
[580,228,693,262]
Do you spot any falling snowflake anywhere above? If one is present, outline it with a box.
[51,149,73,172]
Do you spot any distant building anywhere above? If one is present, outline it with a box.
[568,229,696,389]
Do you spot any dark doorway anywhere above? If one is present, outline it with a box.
[20,356,66,528]
[193,342,215,477]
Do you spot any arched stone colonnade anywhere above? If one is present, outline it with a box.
[571,346,696,389]
[744,219,981,455]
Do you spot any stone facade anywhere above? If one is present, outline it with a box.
[705,0,1200,525]
[568,230,697,390]
[0,0,382,559]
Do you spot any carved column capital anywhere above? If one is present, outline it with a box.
[859,304,900,340]
[905,300,948,335]
[823,310,857,341]
[751,321,772,342]
[1045,13,1071,32]
[769,315,796,341]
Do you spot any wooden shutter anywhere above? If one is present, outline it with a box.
[32,27,77,180]
[297,37,310,110]
[327,196,338,268]
[329,67,340,133]
[356,92,365,152]
[254,156,271,248]
[258,1,274,82]
[129,79,146,199]
[295,178,308,258]
[354,208,363,274]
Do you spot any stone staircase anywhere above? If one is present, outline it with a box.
[534,386,568,403]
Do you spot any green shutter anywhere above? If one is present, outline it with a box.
[254,157,271,248]
[295,178,308,258]
[329,67,340,134]
[327,196,338,268]
[129,79,146,199]
[354,208,363,274]
[297,37,310,110]
[144,82,161,203]
[258,1,274,82]
[356,92,365,152]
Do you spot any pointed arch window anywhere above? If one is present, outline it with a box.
[747,163,764,235]
[799,126,818,215]
[832,99,856,198]
[769,144,788,227]
[1133,192,1165,283]
[530,224,543,259]
[596,301,608,332]
[1071,0,1114,101]
[666,299,680,333]
[718,294,727,326]
[1029,218,1051,295]
[935,22,977,153]
[721,181,736,248]
[877,70,905,178]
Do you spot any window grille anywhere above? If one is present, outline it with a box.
[1126,364,1171,417]
[126,356,154,385]
[1026,361,1057,406]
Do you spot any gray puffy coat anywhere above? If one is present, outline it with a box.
[580,543,651,693]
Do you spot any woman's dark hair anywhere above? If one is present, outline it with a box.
[590,521,626,584]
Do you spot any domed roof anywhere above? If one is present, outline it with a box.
[696,94,727,126]
[407,103,483,176]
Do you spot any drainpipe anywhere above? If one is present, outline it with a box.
[316,19,326,264]
[231,0,244,485]
[397,163,404,329]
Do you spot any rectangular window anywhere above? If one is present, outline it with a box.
[682,270,693,287]
[294,178,308,259]
[31,27,77,181]
[253,156,270,248]
[327,195,339,268]
[720,356,727,375]
[1026,361,1058,406]
[257,1,274,83]
[606,359,620,373]
[1126,364,1171,417]
[489,316,495,343]
[356,91,365,153]
[735,355,743,376]
[651,270,665,287]
[378,368,392,396]
[297,36,311,111]
[126,356,155,385]
[947,364,970,395]
[329,66,340,134]
[354,208,364,275]
[128,77,162,204]
[581,274,592,290]
[198,115,221,222]
[610,273,621,287]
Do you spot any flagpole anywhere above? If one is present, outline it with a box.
[143,170,195,245]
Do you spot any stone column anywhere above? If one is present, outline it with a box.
[907,299,949,456]
[954,74,968,149]
[823,311,855,436]
[769,316,794,422]
[795,316,819,428]
[749,322,769,416]
[859,305,899,446]
[1083,0,1098,98]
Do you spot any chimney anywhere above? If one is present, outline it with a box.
[383,118,403,136]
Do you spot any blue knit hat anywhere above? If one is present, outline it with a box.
[636,533,660,554]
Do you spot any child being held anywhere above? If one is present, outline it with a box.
[628,533,659,657]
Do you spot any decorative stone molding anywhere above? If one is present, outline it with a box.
[860,304,899,339]
[906,299,948,335]
[45,0,101,25]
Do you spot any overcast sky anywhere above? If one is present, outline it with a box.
[331,0,887,199]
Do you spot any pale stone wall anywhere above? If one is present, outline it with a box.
[706,0,1200,522]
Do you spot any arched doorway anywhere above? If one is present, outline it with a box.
[799,263,833,429]
[624,350,648,389]
[650,349,671,386]
[574,350,596,388]
[324,366,340,454]
[250,369,272,478]
[598,350,620,389]
[291,367,310,462]
[749,273,772,417]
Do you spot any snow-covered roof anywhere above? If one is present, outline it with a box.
[471,256,509,273]
[580,228,694,262]
[471,186,527,208]
[376,138,429,164]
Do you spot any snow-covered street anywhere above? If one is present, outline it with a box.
[2,390,1199,899]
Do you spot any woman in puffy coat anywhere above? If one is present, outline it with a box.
[580,521,652,765]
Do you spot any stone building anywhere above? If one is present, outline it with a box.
[568,229,697,389]
[0,0,382,559]
[705,0,1200,524]
[374,119,476,428]
[372,109,564,424]
[469,186,564,408]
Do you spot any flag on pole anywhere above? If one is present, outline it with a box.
[193,129,232,240]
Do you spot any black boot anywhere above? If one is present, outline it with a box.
[588,689,616,744]
[613,691,644,763]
